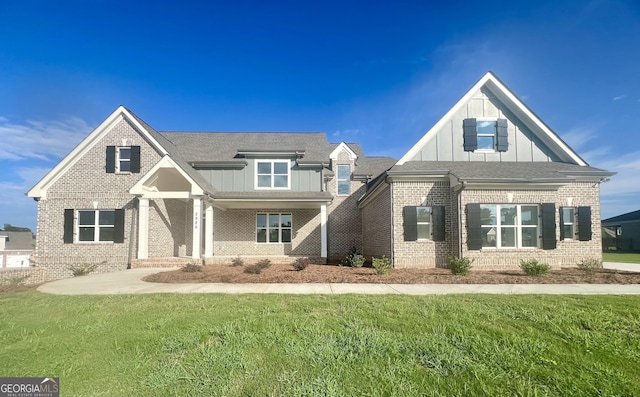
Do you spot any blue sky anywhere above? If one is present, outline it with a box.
[1,0,639,231]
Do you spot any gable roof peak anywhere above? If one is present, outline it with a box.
[396,71,587,166]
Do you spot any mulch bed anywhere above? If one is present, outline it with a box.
[143,263,640,284]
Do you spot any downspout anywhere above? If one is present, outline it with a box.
[388,175,394,267]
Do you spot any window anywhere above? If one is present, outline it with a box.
[77,210,115,242]
[561,207,575,240]
[106,146,140,173]
[416,207,432,239]
[463,118,508,152]
[337,165,350,195]
[403,206,445,242]
[480,204,538,248]
[117,147,131,172]
[256,160,290,189]
[256,213,292,243]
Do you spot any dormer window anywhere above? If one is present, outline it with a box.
[106,146,141,174]
[256,160,290,189]
[463,118,508,152]
[117,147,131,173]
[337,165,351,195]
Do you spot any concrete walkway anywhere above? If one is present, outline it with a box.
[36,263,640,295]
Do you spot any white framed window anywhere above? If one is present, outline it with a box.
[476,120,497,151]
[256,213,292,243]
[256,160,290,189]
[77,210,115,242]
[337,165,350,195]
[417,207,432,240]
[117,147,131,173]
[480,204,538,248]
[562,207,576,240]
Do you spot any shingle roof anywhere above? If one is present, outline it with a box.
[354,156,396,177]
[0,231,35,250]
[602,210,640,224]
[161,132,333,163]
[389,161,614,182]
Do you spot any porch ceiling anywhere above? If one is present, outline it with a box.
[212,191,333,210]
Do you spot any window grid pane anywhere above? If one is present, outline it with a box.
[479,204,539,249]
[256,161,289,188]
[256,213,292,243]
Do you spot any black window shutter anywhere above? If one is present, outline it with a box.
[466,203,482,250]
[559,206,565,240]
[463,118,477,151]
[432,206,446,242]
[130,146,141,173]
[496,119,508,152]
[64,209,74,243]
[403,206,418,242]
[106,146,116,173]
[114,209,125,243]
[541,203,556,249]
[577,206,592,241]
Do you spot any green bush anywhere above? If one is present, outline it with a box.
[256,259,272,269]
[292,257,311,271]
[69,262,101,277]
[578,257,602,275]
[448,256,474,276]
[182,262,202,273]
[342,247,365,267]
[520,259,550,276]
[372,256,392,275]
[231,256,245,267]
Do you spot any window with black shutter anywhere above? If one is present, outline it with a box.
[463,118,508,152]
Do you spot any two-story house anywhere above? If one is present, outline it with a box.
[28,72,614,280]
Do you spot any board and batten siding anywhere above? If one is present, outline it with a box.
[197,159,322,192]
[409,87,561,163]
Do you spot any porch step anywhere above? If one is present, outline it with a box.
[130,257,195,268]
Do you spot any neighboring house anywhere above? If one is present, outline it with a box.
[602,210,640,252]
[0,231,35,268]
[28,71,614,280]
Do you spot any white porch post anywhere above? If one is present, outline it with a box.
[137,197,149,259]
[205,203,214,258]
[320,204,327,259]
[192,197,202,259]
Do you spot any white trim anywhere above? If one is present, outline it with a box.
[137,198,149,259]
[320,204,327,258]
[396,72,586,166]
[129,155,205,196]
[205,204,214,257]
[116,146,132,173]
[27,106,169,199]
[336,164,351,196]
[329,142,358,161]
[254,159,291,190]
[75,209,115,243]
[192,197,202,259]
[256,212,292,244]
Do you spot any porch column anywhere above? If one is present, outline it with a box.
[320,204,327,258]
[205,203,214,258]
[192,197,202,259]
[137,197,149,259]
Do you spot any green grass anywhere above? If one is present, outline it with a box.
[1,292,640,396]
[603,252,640,264]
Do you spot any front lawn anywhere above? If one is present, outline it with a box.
[1,292,639,396]
[603,251,640,264]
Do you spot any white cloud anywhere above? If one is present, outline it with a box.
[0,116,92,161]
[613,95,626,101]
[559,125,600,152]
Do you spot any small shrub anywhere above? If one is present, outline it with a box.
[372,256,392,275]
[448,256,474,276]
[256,259,272,269]
[244,264,263,274]
[520,259,550,276]
[69,262,102,277]
[231,256,245,267]
[578,257,602,276]
[182,262,202,273]
[342,247,365,267]
[292,257,311,271]
[244,259,272,275]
